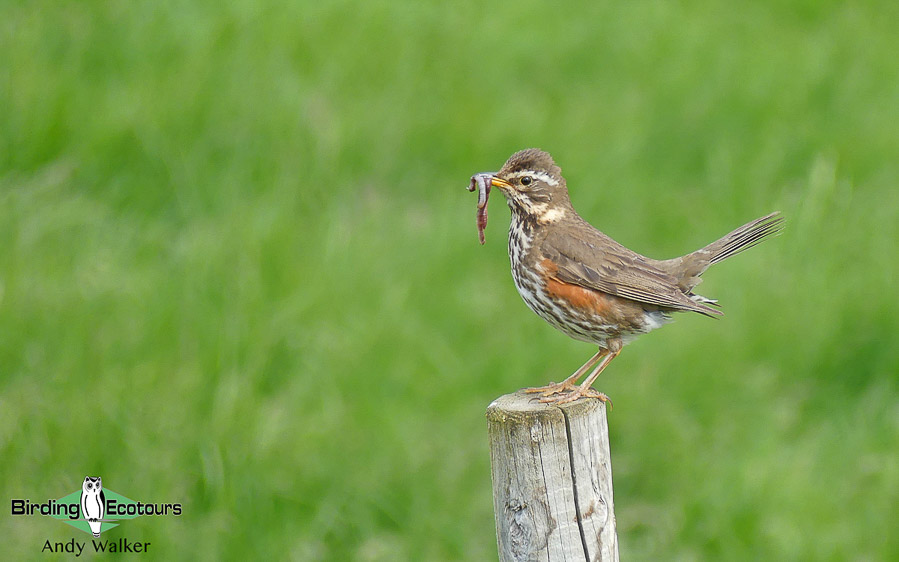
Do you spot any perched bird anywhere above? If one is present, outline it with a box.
[81,476,106,538]
[479,148,783,405]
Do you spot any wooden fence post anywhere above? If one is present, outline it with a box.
[486,391,618,562]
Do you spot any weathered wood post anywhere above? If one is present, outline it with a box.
[487,391,618,561]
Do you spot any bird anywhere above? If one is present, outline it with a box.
[81,476,106,538]
[479,148,783,405]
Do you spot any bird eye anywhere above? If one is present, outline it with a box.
[520,176,532,186]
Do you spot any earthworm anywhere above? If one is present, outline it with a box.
[468,173,493,244]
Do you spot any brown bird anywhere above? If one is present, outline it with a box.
[477,148,783,405]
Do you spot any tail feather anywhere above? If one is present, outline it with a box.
[706,211,785,265]
[656,211,784,294]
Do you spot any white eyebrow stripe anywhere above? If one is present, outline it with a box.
[506,170,560,187]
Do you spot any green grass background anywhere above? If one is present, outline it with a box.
[2,1,898,559]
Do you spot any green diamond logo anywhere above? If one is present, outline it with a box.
[52,486,141,536]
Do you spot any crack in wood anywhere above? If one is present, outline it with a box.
[561,406,591,561]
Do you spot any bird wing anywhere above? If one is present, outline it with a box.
[541,226,721,316]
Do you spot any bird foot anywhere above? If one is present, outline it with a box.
[523,380,577,397]
[540,387,613,408]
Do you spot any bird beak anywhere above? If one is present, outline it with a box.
[490,177,512,190]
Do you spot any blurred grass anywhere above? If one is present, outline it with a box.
[2,0,898,559]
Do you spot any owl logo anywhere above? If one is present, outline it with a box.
[80,476,105,537]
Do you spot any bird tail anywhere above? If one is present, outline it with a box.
[701,211,785,265]
[656,211,784,296]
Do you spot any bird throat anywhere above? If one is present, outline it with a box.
[506,196,567,226]
[508,211,539,271]
[506,201,569,296]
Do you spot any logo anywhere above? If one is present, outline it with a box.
[10,476,182,555]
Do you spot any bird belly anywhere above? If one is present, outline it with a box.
[511,264,671,347]
[83,496,101,518]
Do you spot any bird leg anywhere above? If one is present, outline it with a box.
[524,348,608,397]
[543,348,621,406]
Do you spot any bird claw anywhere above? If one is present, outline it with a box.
[539,387,613,408]
[524,380,576,397]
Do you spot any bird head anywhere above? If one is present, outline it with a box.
[489,148,572,223]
